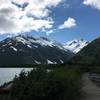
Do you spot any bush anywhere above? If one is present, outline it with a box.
[7,67,82,100]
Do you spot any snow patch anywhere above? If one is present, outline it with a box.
[8,42,12,45]
[33,45,38,48]
[29,38,54,47]
[10,46,17,51]
[60,60,64,64]
[63,39,88,53]
[47,59,54,64]
[34,60,41,64]
[27,45,32,48]
[2,44,7,47]
[16,37,30,45]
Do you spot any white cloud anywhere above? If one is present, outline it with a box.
[11,0,63,18]
[25,0,62,18]
[17,16,54,33]
[58,17,77,29]
[0,0,10,5]
[83,0,100,10]
[0,0,63,35]
[46,30,55,36]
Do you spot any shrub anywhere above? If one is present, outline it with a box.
[8,67,82,100]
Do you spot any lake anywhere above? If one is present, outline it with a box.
[0,68,32,85]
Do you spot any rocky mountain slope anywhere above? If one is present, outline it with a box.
[0,35,74,66]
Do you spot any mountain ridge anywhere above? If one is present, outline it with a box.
[63,39,89,53]
[68,37,100,66]
[0,35,74,66]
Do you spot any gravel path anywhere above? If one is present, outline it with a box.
[81,73,100,100]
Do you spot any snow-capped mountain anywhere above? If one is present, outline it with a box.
[69,37,100,65]
[63,39,89,53]
[0,35,74,66]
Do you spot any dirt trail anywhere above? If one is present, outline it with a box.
[81,73,100,100]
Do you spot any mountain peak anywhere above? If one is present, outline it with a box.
[63,39,89,53]
[0,35,74,66]
[39,37,50,41]
[69,37,100,66]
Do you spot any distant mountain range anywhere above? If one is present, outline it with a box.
[69,37,100,66]
[0,35,89,66]
[0,35,70,66]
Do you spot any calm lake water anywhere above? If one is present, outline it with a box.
[0,68,32,85]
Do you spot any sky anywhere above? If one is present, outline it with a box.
[0,0,100,43]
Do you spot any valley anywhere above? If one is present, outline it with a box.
[0,0,100,99]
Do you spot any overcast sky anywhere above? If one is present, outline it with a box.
[0,0,100,43]
[0,68,32,85]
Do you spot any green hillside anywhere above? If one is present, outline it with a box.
[68,37,100,66]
